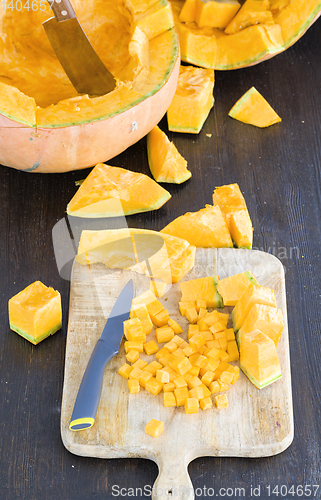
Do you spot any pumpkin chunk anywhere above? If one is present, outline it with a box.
[195,0,241,29]
[8,281,62,345]
[228,87,282,128]
[145,419,165,437]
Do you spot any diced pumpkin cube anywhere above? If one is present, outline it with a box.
[219,371,234,385]
[172,334,185,345]
[209,380,220,394]
[218,380,229,391]
[218,338,228,351]
[193,354,207,368]
[153,309,170,327]
[174,375,188,388]
[150,280,167,297]
[156,325,175,343]
[200,396,213,410]
[159,352,177,367]
[129,367,144,380]
[183,345,197,357]
[206,347,221,360]
[185,397,199,414]
[198,307,207,319]
[188,365,200,377]
[138,370,153,388]
[174,387,189,406]
[188,324,200,338]
[203,309,220,327]
[204,357,220,373]
[163,382,176,392]
[189,333,206,351]
[118,363,134,379]
[226,365,240,384]
[227,340,239,361]
[133,359,148,370]
[145,419,164,438]
[179,0,197,22]
[219,350,230,362]
[171,356,193,375]
[144,340,159,355]
[186,375,202,389]
[180,340,189,349]
[128,379,140,394]
[212,329,226,340]
[123,317,146,342]
[156,369,170,384]
[202,331,213,341]
[124,340,144,353]
[172,347,186,359]
[214,394,229,409]
[164,392,177,407]
[210,320,226,335]
[189,386,205,399]
[168,318,183,334]
[164,340,178,353]
[185,307,198,324]
[126,349,140,364]
[145,377,163,395]
[146,299,165,323]
[155,347,170,359]
[201,370,215,387]
[144,360,163,375]
[162,365,177,381]
[131,304,153,335]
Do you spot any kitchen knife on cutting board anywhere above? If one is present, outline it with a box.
[69,279,134,431]
[43,0,116,96]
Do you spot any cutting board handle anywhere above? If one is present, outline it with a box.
[152,458,194,500]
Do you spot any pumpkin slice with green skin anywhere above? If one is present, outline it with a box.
[229,87,281,128]
[147,125,191,183]
[237,303,284,348]
[217,271,259,307]
[239,329,282,389]
[66,163,171,218]
[167,65,214,134]
[161,204,233,247]
[179,276,223,308]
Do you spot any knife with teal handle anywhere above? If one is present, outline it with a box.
[69,279,134,431]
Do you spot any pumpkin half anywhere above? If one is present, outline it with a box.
[0,0,179,172]
[171,0,321,70]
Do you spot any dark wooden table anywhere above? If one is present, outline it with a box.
[1,20,321,500]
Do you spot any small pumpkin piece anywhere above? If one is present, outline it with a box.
[144,340,160,356]
[128,379,141,394]
[167,65,214,134]
[138,370,153,388]
[126,349,141,363]
[185,306,198,324]
[118,363,134,379]
[131,305,154,335]
[145,419,164,438]
[8,281,62,345]
[200,396,213,410]
[227,339,239,361]
[217,271,258,306]
[156,325,175,343]
[185,397,199,414]
[214,394,229,409]
[147,125,192,184]
[124,340,144,353]
[209,380,220,394]
[174,387,190,406]
[144,360,163,375]
[195,0,241,29]
[164,392,177,407]
[179,0,197,22]
[156,369,171,384]
[145,377,164,395]
[123,318,146,342]
[153,309,170,327]
[168,318,183,334]
[229,87,281,128]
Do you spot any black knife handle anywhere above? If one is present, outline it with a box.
[69,339,118,431]
[47,0,76,22]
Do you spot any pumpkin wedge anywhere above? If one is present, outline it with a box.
[0,0,179,172]
[66,163,171,217]
[217,271,259,306]
[76,228,196,283]
[167,65,214,133]
[147,125,191,183]
[161,204,233,247]
[228,87,282,128]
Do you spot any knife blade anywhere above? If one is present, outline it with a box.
[69,279,134,431]
[43,0,116,96]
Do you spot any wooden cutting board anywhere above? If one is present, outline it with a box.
[61,248,293,500]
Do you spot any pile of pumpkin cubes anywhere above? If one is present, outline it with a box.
[118,288,240,414]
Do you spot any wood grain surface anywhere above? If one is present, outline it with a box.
[61,248,293,499]
[1,18,321,500]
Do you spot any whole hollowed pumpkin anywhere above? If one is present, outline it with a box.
[0,0,179,172]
